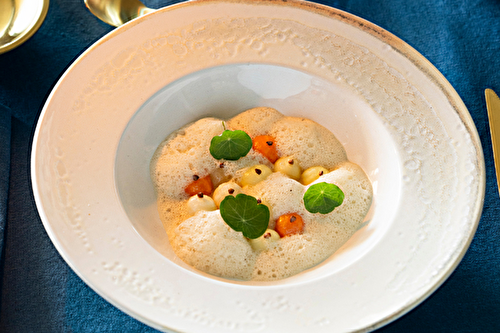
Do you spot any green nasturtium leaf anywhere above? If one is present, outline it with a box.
[220,194,270,239]
[210,129,252,161]
[303,182,344,214]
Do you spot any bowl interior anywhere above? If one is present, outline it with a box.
[115,63,401,284]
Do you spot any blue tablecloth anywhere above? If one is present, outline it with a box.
[0,0,499,331]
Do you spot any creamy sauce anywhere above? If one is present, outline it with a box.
[150,107,372,280]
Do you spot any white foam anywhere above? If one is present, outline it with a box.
[151,108,372,280]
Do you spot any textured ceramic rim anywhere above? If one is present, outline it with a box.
[31,0,485,332]
[0,0,50,54]
[294,0,487,328]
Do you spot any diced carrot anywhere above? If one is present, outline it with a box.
[253,135,279,163]
[185,175,213,196]
[275,213,304,237]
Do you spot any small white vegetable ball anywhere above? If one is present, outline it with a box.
[248,229,280,251]
[300,166,329,185]
[213,182,243,207]
[241,165,273,187]
[187,193,217,215]
[274,156,301,180]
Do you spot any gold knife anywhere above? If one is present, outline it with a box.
[486,88,500,195]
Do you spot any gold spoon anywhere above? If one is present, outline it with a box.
[84,0,155,27]
[0,0,50,54]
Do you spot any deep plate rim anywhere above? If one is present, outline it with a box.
[31,1,485,332]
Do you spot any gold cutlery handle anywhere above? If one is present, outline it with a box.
[486,88,500,195]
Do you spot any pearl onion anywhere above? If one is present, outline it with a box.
[213,182,243,207]
[248,229,280,251]
[241,165,272,187]
[253,197,272,220]
[274,156,301,180]
[187,193,217,215]
[300,166,329,185]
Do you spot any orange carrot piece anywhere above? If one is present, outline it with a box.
[185,175,213,196]
[252,135,279,163]
[275,213,304,237]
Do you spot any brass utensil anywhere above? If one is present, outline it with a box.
[486,88,500,195]
[84,0,155,27]
[0,0,50,54]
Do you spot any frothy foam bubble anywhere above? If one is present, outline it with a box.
[151,107,372,280]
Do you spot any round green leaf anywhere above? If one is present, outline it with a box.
[303,182,344,214]
[220,194,270,239]
[210,130,252,160]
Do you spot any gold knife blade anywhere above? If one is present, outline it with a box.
[486,88,500,195]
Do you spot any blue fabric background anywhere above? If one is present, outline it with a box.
[0,0,499,332]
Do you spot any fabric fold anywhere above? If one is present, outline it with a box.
[0,107,11,309]
[0,108,11,262]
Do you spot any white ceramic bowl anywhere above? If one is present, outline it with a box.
[31,1,484,332]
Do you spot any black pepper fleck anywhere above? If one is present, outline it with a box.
[290,216,297,222]
[193,175,199,181]
[255,168,262,175]
[197,192,204,198]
